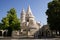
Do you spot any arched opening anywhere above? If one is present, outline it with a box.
[3,31,7,37]
[0,31,2,36]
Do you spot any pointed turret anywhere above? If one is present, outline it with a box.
[26,5,34,18]
[21,8,25,15]
[27,5,32,14]
[21,8,26,23]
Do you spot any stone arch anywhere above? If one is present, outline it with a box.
[3,30,8,37]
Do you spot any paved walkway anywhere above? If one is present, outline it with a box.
[0,36,34,39]
[0,38,60,40]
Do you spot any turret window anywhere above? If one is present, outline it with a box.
[27,19,29,22]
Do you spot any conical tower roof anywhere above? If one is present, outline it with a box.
[20,8,26,23]
[26,5,34,18]
[21,8,26,15]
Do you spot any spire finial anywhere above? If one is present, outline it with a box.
[28,5,30,9]
[21,8,26,15]
[22,8,25,12]
[26,5,34,18]
[27,5,32,13]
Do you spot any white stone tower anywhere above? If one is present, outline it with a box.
[20,8,26,33]
[21,8,25,23]
[20,6,40,36]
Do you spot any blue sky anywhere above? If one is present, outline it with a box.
[0,0,52,26]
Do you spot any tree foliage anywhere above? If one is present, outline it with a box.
[0,23,4,29]
[46,0,60,31]
[1,8,20,30]
[2,17,9,29]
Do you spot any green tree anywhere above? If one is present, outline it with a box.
[0,8,20,36]
[1,8,20,30]
[46,0,60,35]
[2,8,20,36]
[7,8,20,30]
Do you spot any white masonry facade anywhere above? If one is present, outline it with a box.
[20,5,40,37]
